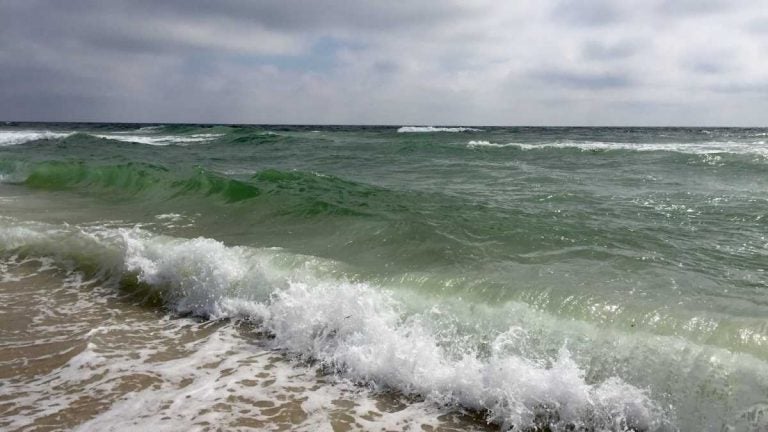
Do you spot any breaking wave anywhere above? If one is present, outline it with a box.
[466,139,768,157]
[398,126,483,133]
[0,128,227,147]
[0,130,72,146]
[91,132,224,146]
[0,221,670,431]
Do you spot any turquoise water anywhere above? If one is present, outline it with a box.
[1,123,768,431]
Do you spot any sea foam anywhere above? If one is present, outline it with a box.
[0,130,221,147]
[466,139,768,157]
[0,130,72,146]
[92,133,224,146]
[467,140,518,148]
[398,126,483,133]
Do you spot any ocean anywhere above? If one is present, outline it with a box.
[1,123,767,431]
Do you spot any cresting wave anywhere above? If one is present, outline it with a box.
[0,130,72,146]
[467,140,519,148]
[0,128,244,147]
[19,129,294,149]
[92,132,224,146]
[398,126,483,133]
[0,220,669,431]
[466,139,768,157]
[0,161,381,218]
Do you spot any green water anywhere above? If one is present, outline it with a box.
[1,123,768,431]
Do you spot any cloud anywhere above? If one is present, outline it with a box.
[581,40,641,61]
[552,0,624,27]
[535,70,633,89]
[0,0,766,125]
[656,0,730,16]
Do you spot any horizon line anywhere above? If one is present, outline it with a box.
[3,120,767,129]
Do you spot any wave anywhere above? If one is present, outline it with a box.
[86,129,285,146]
[0,220,669,431]
[92,128,285,146]
[466,140,768,157]
[0,128,226,148]
[225,131,290,145]
[467,140,519,148]
[398,126,483,133]
[1,161,262,205]
[0,161,380,217]
[92,132,224,146]
[137,125,163,132]
[0,130,72,146]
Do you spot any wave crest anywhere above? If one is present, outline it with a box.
[398,126,483,133]
[92,132,224,146]
[466,139,768,157]
[0,130,72,146]
[1,161,382,216]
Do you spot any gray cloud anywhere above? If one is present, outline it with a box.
[552,0,624,27]
[656,0,730,16]
[685,60,727,75]
[746,18,768,34]
[125,0,474,32]
[535,70,633,89]
[0,0,766,125]
[711,82,768,94]
[581,40,642,61]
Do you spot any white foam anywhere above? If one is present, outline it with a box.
[467,140,768,157]
[137,125,163,132]
[0,130,72,146]
[0,221,668,430]
[92,133,223,146]
[154,213,184,221]
[0,129,221,147]
[60,324,459,432]
[467,140,518,148]
[398,126,482,133]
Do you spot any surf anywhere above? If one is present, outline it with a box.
[0,220,671,431]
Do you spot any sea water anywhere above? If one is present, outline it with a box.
[2,123,768,431]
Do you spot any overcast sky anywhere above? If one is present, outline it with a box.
[1,1,767,126]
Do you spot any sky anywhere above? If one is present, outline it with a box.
[1,0,767,126]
